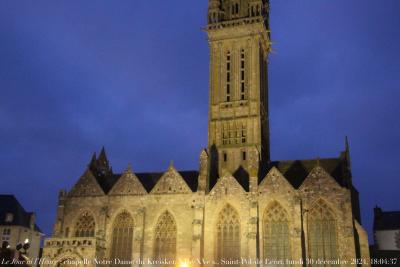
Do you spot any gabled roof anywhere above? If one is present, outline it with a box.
[374,207,400,231]
[137,171,199,193]
[0,195,42,233]
[83,158,348,194]
[270,157,350,189]
[108,168,147,196]
[93,170,199,194]
[77,148,350,195]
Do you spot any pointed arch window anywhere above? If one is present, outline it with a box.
[307,200,338,267]
[263,202,291,266]
[154,211,177,264]
[216,204,241,267]
[74,212,95,237]
[110,212,134,266]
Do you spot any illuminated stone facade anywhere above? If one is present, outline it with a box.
[43,0,370,267]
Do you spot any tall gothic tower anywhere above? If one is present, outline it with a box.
[206,0,271,181]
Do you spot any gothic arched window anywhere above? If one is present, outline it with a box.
[74,212,95,237]
[110,212,134,266]
[307,200,338,267]
[263,202,291,266]
[216,204,241,267]
[154,211,177,264]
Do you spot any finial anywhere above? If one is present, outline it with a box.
[316,157,320,167]
[99,146,106,158]
[345,136,350,153]
[127,163,133,173]
[344,136,352,171]
[169,160,174,169]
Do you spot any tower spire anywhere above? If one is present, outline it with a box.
[89,146,113,177]
[345,136,352,171]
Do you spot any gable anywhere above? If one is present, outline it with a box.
[299,166,342,192]
[210,170,246,195]
[69,169,104,197]
[108,169,147,196]
[150,165,192,194]
[259,167,294,194]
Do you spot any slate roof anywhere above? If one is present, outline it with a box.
[374,207,400,231]
[85,147,351,195]
[95,174,120,194]
[0,195,42,233]
[91,158,349,194]
[95,171,199,194]
[270,157,350,189]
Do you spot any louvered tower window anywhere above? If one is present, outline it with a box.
[216,204,241,267]
[110,212,134,266]
[263,202,291,266]
[154,211,177,265]
[226,51,231,102]
[240,49,246,100]
[307,200,338,267]
[74,212,95,237]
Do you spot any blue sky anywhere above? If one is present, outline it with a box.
[0,0,399,242]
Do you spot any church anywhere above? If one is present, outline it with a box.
[42,0,371,266]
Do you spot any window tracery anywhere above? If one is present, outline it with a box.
[154,211,177,265]
[307,200,338,267]
[263,202,291,266]
[110,212,134,266]
[216,204,241,267]
[74,212,95,237]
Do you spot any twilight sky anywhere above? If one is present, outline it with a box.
[0,0,399,242]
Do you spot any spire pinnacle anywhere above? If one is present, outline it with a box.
[345,136,350,153]
[89,152,97,168]
[344,136,352,171]
[99,146,107,161]
[127,163,133,173]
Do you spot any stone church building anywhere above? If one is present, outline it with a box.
[43,0,370,266]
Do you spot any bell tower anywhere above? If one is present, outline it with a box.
[206,0,271,180]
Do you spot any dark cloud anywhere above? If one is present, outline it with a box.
[0,0,399,243]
